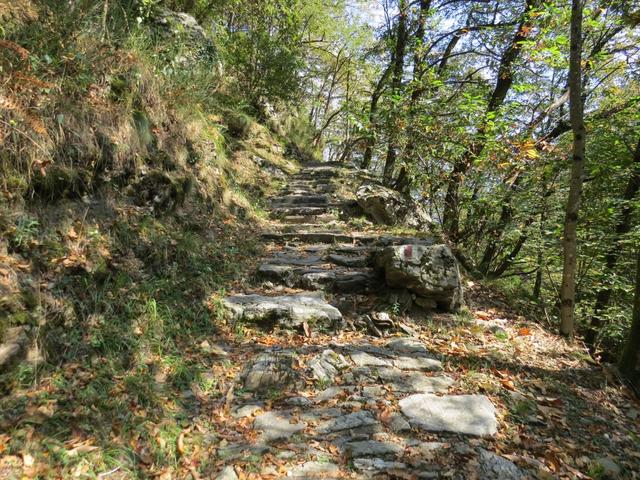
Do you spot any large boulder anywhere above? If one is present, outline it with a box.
[356,184,432,229]
[375,244,462,311]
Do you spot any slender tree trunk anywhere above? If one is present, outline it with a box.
[619,250,640,393]
[585,138,640,346]
[394,0,432,193]
[559,0,586,337]
[383,0,408,184]
[362,65,392,169]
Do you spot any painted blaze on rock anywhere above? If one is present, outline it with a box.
[375,244,463,312]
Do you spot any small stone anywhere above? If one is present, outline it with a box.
[392,356,442,371]
[288,461,340,478]
[352,458,406,473]
[231,404,262,419]
[345,440,403,458]
[399,394,498,436]
[378,368,454,393]
[216,466,238,480]
[286,396,313,407]
[300,408,342,423]
[308,349,349,383]
[386,337,428,355]
[388,413,411,432]
[254,411,306,443]
[362,385,385,398]
[242,352,296,393]
[478,449,524,480]
[350,351,391,367]
[317,411,379,434]
[217,443,270,460]
[315,386,345,403]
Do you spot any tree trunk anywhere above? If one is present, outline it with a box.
[585,138,640,346]
[619,250,640,393]
[362,65,392,169]
[382,0,408,184]
[559,0,586,338]
[394,0,432,193]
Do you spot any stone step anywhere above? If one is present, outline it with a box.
[280,214,338,224]
[270,194,330,206]
[222,292,342,329]
[270,222,346,233]
[262,231,379,245]
[292,172,337,180]
[282,186,335,195]
[258,263,382,293]
[270,206,331,217]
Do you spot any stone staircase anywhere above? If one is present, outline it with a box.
[217,163,521,480]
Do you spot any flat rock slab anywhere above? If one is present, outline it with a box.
[242,352,296,392]
[350,351,391,368]
[378,368,454,394]
[308,349,349,383]
[317,411,380,434]
[392,356,442,371]
[399,394,498,436]
[478,448,524,479]
[287,461,340,478]
[353,458,407,474]
[345,440,403,458]
[223,292,341,328]
[254,411,306,443]
[386,337,428,355]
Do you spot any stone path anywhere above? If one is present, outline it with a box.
[217,163,522,479]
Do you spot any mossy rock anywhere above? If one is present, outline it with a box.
[132,171,193,215]
[30,165,91,202]
[133,110,155,149]
[225,112,253,139]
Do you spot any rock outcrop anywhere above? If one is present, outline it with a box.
[375,244,463,311]
[356,183,432,229]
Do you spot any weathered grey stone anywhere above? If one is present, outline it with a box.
[315,386,347,403]
[478,449,524,480]
[386,337,428,355]
[285,396,313,407]
[308,349,349,383]
[352,458,407,473]
[287,461,340,478]
[253,411,306,443]
[216,466,238,480]
[378,368,454,394]
[223,292,342,329]
[217,443,270,460]
[257,264,296,286]
[388,413,411,432]
[345,441,403,458]
[299,408,342,423]
[242,352,296,393]
[399,394,498,436]
[327,254,369,268]
[356,183,432,229]
[350,351,391,368]
[392,356,442,371]
[375,244,463,312]
[317,411,379,434]
[362,385,386,398]
[231,404,262,418]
